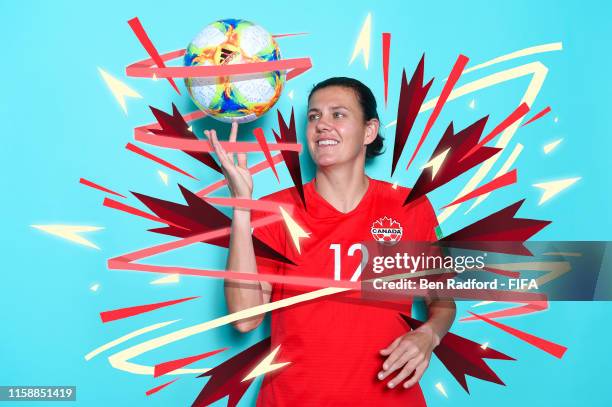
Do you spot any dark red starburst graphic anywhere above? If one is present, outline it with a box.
[82,17,567,405]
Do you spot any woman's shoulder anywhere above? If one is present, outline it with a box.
[370,177,435,209]
[370,177,412,197]
[258,184,305,202]
[252,184,307,227]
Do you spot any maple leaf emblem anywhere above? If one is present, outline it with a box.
[371,216,403,244]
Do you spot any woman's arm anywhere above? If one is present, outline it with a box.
[224,208,272,332]
[377,197,457,388]
[206,124,272,333]
[378,297,456,389]
[418,297,457,348]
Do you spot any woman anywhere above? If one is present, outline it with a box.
[206,77,456,406]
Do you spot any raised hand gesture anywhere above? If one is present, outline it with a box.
[205,122,253,199]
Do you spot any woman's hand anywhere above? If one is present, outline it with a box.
[378,325,440,389]
[205,122,253,199]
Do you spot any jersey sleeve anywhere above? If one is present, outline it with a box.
[420,196,441,241]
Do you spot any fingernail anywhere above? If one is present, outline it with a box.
[388,382,394,388]
[383,364,388,370]
[378,372,384,380]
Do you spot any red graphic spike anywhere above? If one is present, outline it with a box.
[103,197,189,230]
[460,103,530,161]
[127,17,180,94]
[131,184,295,265]
[404,117,501,206]
[406,54,469,170]
[146,378,178,396]
[468,311,567,358]
[441,169,517,208]
[461,301,548,321]
[521,106,551,127]
[391,55,433,177]
[253,128,279,182]
[401,314,514,393]
[192,337,282,407]
[272,32,309,38]
[440,199,551,243]
[274,109,306,209]
[148,104,222,174]
[154,348,229,377]
[382,33,391,107]
[79,177,126,198]
[126,142,198,180]
[100,296,199,323]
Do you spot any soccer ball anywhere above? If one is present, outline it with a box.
[184,19,284,123]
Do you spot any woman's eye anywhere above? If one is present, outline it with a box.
[333,112,344,118]
[308,114,319,121]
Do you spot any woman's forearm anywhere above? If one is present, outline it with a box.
[223,209,265,331]
[417,298,457,346]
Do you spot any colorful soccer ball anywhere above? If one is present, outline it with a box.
[184,19,284,123]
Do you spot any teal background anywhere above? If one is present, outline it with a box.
[1,0,611,405]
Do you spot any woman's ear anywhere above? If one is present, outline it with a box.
[364,119,380,145]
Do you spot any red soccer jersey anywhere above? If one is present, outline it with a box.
[252,177,438,406]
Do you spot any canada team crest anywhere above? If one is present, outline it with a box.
[371,216,403,244]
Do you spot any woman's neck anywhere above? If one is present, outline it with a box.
[314,163,370,213]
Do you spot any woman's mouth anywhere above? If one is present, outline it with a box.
[316,139,339,147]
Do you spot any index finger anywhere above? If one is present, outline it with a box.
[205,130,231,168]
[228,121,238,163]
[229,121,239,142]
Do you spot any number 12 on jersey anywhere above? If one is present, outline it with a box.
[329,243,369,281]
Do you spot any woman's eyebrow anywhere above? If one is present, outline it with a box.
[307,105,350,113]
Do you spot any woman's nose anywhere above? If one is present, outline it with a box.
[315,114,332,132]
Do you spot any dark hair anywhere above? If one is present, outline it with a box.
[308,77,384,159]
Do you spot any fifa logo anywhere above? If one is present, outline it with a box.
[371,217,403,244]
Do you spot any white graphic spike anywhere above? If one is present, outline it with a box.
[349,13,372,69]
[543,138,563,154]
[150,274,180,285]
[533,177,581,205]
[158,170,169,185]
[32,224,103,249]
[279,206,310,254]
[98,67,143,114]
[421,148,450,180]
[472,300,495,308]
[435,382,448,398]
[242,345,290,382]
